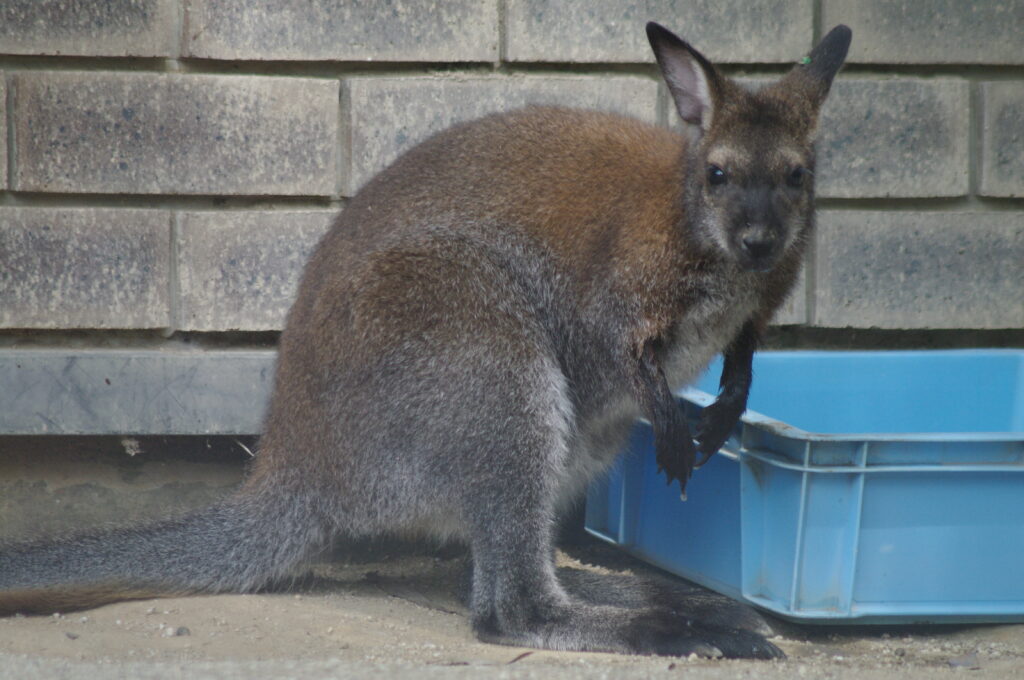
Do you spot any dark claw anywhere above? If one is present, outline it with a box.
[626,610,785,659]
[699,627,786,660]
[694,447,716,469]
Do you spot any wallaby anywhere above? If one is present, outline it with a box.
[0,23,851,658]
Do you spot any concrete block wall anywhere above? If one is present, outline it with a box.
[0,0,1022,434]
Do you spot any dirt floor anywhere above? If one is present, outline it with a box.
[2,542,1023,680]
[2,437,1022,678]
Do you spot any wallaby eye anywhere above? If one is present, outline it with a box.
[707,164,727,186]
[787,166,807,188]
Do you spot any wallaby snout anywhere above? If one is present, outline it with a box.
[704,175,796,273]
[730,184,788,271]
[737,227,778,272]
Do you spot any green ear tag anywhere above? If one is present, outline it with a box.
[800,56,812,65]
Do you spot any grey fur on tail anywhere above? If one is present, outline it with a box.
[0,481,327,615]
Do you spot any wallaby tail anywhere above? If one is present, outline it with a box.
[0,480,328,615]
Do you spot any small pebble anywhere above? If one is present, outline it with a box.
[162,626,191,638]
[65,632,79,640]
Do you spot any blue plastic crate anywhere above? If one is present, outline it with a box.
[585,350,1024,623]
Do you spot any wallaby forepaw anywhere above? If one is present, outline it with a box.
[655,436,695,494]
[695,401,740,464]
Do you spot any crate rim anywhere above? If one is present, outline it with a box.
[676,347,1024,443]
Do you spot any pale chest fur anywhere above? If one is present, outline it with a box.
[662,271,760,389]
[558,270,760,507]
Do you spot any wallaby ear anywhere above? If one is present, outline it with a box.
[646,22,721,131]
[786,24,852,107]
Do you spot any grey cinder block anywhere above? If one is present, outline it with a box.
[11,72,339,196]
[814,211,1024,329]
[0,349,275,434]
[822,0,1024,64]
[185,0,499,62]
[816,79,970,198]
[0,207,171,329]
[980,82,1024,198]
[0,442,243,540]
[771,267,807,326]
[0,0,178,57]
[505,0,811,63]
[343,75,659,195]
[177,210,337,331]
[0,75,5,189]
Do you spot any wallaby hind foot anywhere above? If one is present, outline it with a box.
[555,563,776,638]
[468,532,782,658]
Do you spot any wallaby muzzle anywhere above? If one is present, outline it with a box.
[736,225,781,272]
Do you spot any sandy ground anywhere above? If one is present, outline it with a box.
[2,542,1022,680]
[3,438,1022,678]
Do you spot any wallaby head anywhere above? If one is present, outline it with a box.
[648,22,851,273]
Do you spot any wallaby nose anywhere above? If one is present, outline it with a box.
[740,233,775,260]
